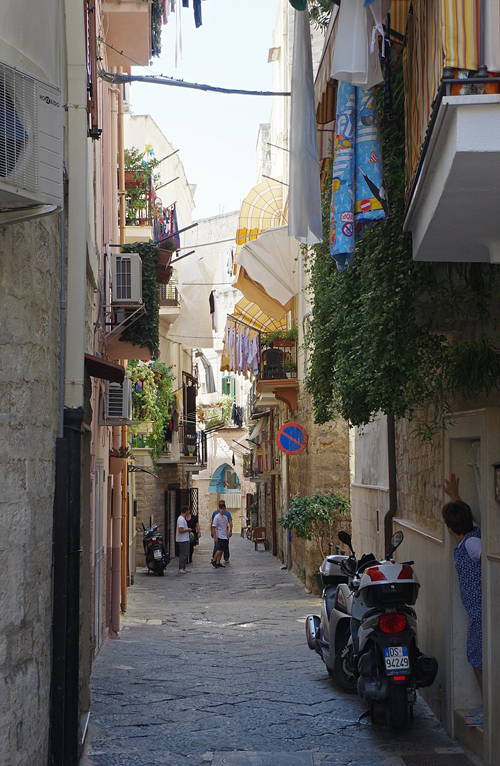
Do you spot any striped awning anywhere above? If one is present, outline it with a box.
[235,178,285,255]
[232,297,287,333]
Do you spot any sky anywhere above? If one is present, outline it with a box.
[130,0,281,220]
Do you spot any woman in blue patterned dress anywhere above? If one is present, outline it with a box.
[443,473,482,726]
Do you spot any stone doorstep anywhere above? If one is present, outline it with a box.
[453,710,484,762]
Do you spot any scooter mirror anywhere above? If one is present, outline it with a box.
[391,531,404,549]
[338,530,353,552]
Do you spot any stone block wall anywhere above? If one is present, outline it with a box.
[133,463,183,567]
[0,216,61,766]
[286,388,351,591]
[396,416,444,534]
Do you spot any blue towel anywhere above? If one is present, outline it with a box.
[330,82,388,271]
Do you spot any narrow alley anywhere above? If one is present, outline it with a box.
[83,538,481,766]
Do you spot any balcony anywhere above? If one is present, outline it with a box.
[405,88,500,264]
[102,0,152,70]
[255,338,298,414]
[158,283,180,324]
[158,429,207,469]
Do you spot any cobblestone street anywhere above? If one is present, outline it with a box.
[83,536,483,766]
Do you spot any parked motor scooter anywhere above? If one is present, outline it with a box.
[305,530,438,730]
[142,517,170,576]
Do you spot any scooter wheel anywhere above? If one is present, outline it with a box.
[333,646,357,694]
[387,684,409,730]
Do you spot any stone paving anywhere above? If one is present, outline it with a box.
[82,536,483,766]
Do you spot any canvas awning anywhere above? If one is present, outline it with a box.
[235,178,285,255]
[236,225,300,307]
[84,353,125,383]
[232,297,287,334]
[233,268,292,320]
[247,417,264,444]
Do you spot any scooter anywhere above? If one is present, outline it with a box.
[305,530,438,730]
[142,518,170,576]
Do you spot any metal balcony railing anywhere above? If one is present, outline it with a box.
[159,284,179,306]
[258,339,298,381]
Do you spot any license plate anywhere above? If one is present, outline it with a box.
[384,646,410,674]
[153,549,162,560]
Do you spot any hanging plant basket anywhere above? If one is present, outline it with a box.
[109,456,127,476]
[158,249,173,268]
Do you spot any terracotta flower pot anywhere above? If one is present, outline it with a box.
[109,456,126,475]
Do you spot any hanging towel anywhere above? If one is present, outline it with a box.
[193,0,202,27]
[331,0,389,89]
[288,9,323,245]
[330,82,388,271]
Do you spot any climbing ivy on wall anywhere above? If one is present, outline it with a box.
[120,241,160,359]
[306,55,500,437]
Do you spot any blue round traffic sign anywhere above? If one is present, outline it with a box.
[276,422,308,455]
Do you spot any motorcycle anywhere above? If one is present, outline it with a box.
[305,530,438,730]
[142,517,170,576]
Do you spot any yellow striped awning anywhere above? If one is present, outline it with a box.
[235,178,285,255]
[232,297,287,334]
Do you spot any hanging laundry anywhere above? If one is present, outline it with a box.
[193,0,202,27]
[183,0,189,6]
[330,82,388,271]
[209,290,218,332]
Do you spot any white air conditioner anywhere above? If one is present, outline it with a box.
[105,378,133,422]
[111,253,143,306]
[0,59,63,211]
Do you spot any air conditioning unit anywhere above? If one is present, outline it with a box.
[104,378,133,422]
[0,59,63,211]
[111,253,143,306]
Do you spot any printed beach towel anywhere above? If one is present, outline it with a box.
[330,81,388,271]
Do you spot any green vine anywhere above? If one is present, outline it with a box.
[120,241,160,358]
[279,491,350,560]
[308,0,335,29]
[306,54,500,437]
[127,360,175,469]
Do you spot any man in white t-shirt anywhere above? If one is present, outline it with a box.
[176,506,190,573]
[211,505,231,569]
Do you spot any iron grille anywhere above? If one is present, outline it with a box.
[0,62,37,191]
[115,257,132,301]
[402,755,474,766]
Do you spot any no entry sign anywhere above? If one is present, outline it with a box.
[276,422,308,455]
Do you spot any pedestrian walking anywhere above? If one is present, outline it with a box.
[443,472,482,726]
[211,501,233,563]
[211,503,231,569]
[176,506,190,574]
[186,508,200,563]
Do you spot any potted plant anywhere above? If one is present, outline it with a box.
[109,445,133,475]
[124,147,160,225]
[283,360,297,378]
[261,326,298,348]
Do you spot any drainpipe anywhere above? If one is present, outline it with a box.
[63,407,85,765]
[111,440,122,635]
[117,67,126,247]
[59,207,66,438]
[121,423,128,610]
[270,409,278,556]
[385,413,397,555]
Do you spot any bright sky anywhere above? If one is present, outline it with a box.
[130,0,281,220]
